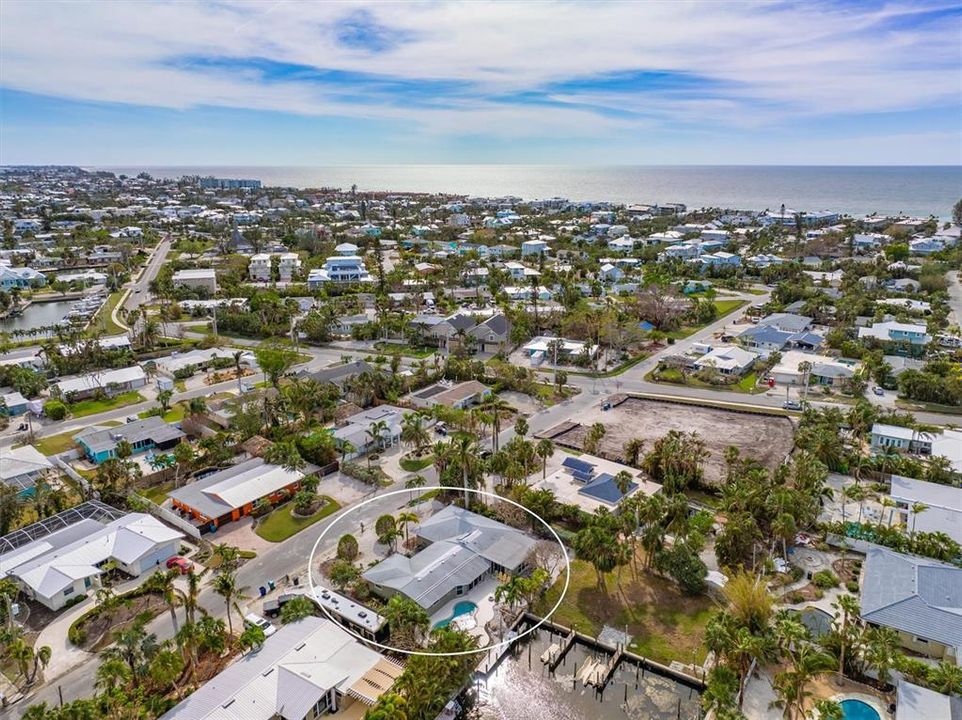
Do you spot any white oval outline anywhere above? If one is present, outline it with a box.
[307,485,571,657]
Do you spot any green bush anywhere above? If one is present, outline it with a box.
[44,399,68,420]
[68,624,87,646]
[845,580,860,593]
[812,570,839,589]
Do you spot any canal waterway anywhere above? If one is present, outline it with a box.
[476,625,703,720]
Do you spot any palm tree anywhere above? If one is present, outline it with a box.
[146,569,182,634]
[279,595,316,624]
[453,434,480,506]
[623,437,645,466]
[396,511,418,544]
[400,412,430,455]
[910,502,928,537]
[211,570,248,637]
[480,394,511,452]
[831,593,860,678]
[148,648,184,698]
[723,572,773,635]
[535,438,554,478]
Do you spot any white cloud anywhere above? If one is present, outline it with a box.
[0,0,958,138]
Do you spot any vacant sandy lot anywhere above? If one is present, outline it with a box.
[551,397,795,485]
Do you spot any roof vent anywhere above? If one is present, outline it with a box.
[294,642,306,651]
[262,667,274,677]
[221,699,235,709]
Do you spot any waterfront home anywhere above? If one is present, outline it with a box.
[889,475,962,545]
[59,334,132,356]
[0,265,45,289]
[158,617,401,720]
[55,269,107,285]
[0,510,182,611]
[363,505,536,615]
[860,546,962,663]
[332,405,405,459]
[52,365,147,401]
[75,417,186,464]
[168,457,311,531]
[172,268,217,293]
[858,320,931,346]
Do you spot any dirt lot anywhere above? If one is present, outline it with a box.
[551,397,795,485]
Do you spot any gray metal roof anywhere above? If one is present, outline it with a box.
[300,360,373,387]
[363,506,536,610]
[861,547,962,649]
[74,416,185,454]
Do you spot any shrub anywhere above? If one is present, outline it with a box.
[845,581,860,593]
[68,624,86,646]
[337,534,359,561]
[44,399,67,420]
[787,591,805,604]
[812,570,839,589]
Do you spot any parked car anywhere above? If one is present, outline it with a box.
[126,415,139,423]
[873,386,885,396]
[166,556,193,574]
[782,400,802,411]
[243,612,276,637]
[435,422,448,436]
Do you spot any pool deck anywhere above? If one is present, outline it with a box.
[429,576,499,643]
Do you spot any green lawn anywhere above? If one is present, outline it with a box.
[254,497,341,542]
[68,391,145,418]
[666,299,747,340]
[138,404,186,423]
[141,481,174,505]
[34,430,80,456]
[373,342,436,359]
[400,455,434,472]
[535,554,713,666]
[89,291,128,335]
[648,367,763,394]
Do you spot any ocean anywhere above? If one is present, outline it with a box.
[97,165,962,219]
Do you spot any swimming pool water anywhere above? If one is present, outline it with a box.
[433,601,477,629]
[840,699,881,720]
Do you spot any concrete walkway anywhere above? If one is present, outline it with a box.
[34,571,154,682]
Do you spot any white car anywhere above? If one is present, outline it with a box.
[243,612,276,637]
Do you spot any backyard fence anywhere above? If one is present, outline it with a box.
[129,490,201,540]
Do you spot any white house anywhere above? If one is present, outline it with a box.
[53,365,147,400]
[248,253,272,281]
[1,511,182,611]
[172,268,217,293]
[693,345,757,376]
[307,256,373,287]
[158,617,400,720]
[889,475,962,544]
[521,239,549,256]
[858,321,931,346]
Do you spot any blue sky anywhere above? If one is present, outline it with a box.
[1,1,959,165]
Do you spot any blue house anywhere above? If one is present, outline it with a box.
[1,391,29,416]
[74,417,185,464]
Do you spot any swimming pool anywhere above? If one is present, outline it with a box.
[433,601,477,629]
[840,698,881,720]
